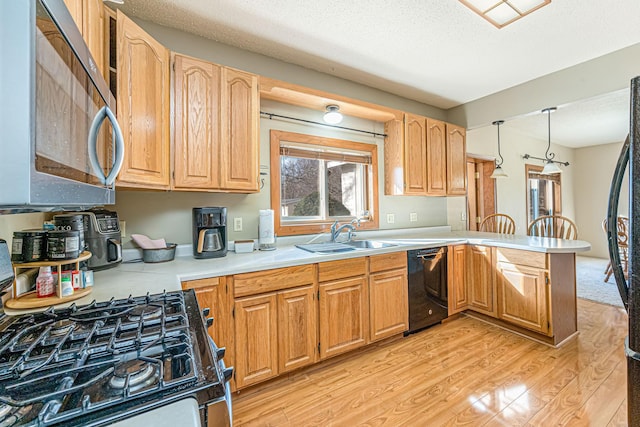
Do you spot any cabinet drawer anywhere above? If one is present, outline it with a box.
[234,264,316,297]
[182,277,220,290]
[318,257,367,282]
[369,251,407,273]
[496,248,546,269]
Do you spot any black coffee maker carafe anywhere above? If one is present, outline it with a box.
[192,207,227,259]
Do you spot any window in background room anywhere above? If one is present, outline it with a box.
[270,130,379,236]
[525,164,562,225]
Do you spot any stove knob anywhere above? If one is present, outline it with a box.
[202,308,210,317]
[222,366,233,382]
[215,346,226,359]
[206,317,214,328]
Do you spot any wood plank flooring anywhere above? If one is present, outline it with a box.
[232,299,629,426]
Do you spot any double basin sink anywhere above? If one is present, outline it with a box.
[295,240,396,254]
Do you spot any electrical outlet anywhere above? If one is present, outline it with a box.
[460,212,467,221]
[119,221,126,237]
[410,212,418,222]
[386,213,395,224]
[233,217,243,232]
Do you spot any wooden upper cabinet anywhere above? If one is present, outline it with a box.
[64,0,105,76]
[116,10,170,189]
[426,118,447,196]
[447,124,467,195]
[403,113,428,195]
[173,54,221,190]
[220,68,259,192]
[383,118,404,195]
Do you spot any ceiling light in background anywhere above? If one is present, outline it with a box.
[323,105,343,125]
[459,0,551,28]
[523,107,569,174]
[103,0,125,4]
[490,120,508,178]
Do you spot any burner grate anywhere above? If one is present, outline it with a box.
[0,291,211,426]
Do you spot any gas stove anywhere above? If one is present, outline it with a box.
[0,289,232,426]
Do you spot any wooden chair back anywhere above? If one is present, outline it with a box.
[479,213,516,234]
[602,216,629,282]
[527,215,578,240]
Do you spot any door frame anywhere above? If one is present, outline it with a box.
[524,163,563,227]
[467,154,497,231]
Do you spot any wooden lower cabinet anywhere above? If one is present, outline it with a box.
[278,285,317,373]
[496,262,550,335]
[319,276,369,359]
[466,245,496,317]
[234,293,279,389]
[448,245,468,314]
[181,277,226,343]
[369,268,408,341]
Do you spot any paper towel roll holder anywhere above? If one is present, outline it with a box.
[259,235,277,251]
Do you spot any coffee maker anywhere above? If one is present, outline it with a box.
[192,207,227,259]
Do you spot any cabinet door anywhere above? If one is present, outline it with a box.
[116,11,170,189]
[426,118,447,196]
[447,124,467,195]
[64,0,104,76]
[181,277,224,343]
[234,293,278,388]
[220,67,259,192]
[173,54,221,190]
[466,245,496,316]
[448,245,468,314]
[278,285,317,373]
[369,268,408,341]
[403,113,427,195]
[497,262,550,335]
[319,277,368,359]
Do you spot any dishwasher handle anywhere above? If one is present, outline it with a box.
[415,247,447,259]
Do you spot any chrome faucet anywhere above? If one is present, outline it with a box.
[330,219,361,242]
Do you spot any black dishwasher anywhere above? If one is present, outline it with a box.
[406,246,448,334]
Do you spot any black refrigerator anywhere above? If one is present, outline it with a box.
[607,75,640,427]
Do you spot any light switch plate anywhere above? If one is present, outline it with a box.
[386,213,395,224]
[410,213,417,222]
[233,217,243,232]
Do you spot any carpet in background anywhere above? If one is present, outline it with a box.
[576,256,624,308]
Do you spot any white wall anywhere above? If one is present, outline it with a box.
[573,142,628,258]
[463,124,576,235]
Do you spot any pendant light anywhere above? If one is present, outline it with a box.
[541,107,562,175]
[490,120,508,178]
[323,105,343,124]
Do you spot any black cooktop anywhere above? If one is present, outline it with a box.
[0,290,224,426]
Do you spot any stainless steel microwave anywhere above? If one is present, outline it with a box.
[0,0,124,213]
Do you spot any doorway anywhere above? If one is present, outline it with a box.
[466,156,496,231]
[525,164,562,226]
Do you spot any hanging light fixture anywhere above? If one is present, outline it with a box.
[540,107,563,174]
[323,105,343,124]
[490,120,508,179]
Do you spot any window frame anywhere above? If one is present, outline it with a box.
[270,130,379,236]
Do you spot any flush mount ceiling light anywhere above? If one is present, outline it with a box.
[523,107,569,174]
[459,0,551,28]
[323,105,343,125]
[490,120,508,179]
[103,0,125,4]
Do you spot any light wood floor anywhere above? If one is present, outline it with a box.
[232,299,629,426]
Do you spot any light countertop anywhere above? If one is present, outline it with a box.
[4,227,591,313]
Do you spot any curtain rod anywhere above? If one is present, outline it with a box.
[260,111,387,138]
[522,154,570,166]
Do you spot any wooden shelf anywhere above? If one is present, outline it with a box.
[5,288,93,309]
[7,251,93,309]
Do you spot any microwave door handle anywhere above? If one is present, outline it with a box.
[88,106,125,186]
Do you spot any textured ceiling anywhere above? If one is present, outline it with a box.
[116,0,640,146]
